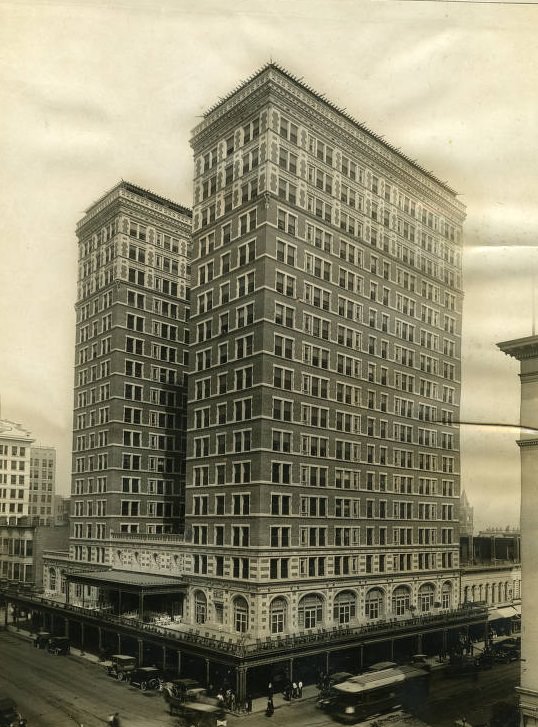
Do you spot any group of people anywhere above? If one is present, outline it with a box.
[215,687,253,713]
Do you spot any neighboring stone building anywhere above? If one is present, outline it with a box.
[0,520,69,586]
[498,335,538,726]
[0,419,34,523]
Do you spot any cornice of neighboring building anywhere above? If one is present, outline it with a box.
[76,180,192,234]
[0,419,34,443]
[498,334,538,361]
[191,62,466,220]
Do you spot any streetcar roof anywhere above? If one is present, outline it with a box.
[334,665,428,695]
[336,670,406,693]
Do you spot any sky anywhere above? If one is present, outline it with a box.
[0,0,536,530]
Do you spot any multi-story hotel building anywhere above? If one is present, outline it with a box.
[29,446,56,525]
[0,419,34,523]
[70,181,192,566]
[186,64,466,638]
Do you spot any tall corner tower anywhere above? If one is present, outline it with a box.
[72,181,192,567]
[186,64,466,640]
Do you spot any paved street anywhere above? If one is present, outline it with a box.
[0,630,519,727]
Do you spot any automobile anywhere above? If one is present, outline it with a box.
[0,696,26,727]
[499,636,521,649]
[33,631,51,649]
[167,700,227,726]
[47,636,70,656]
[491,643,520,663]
[128,666,162,691]
[99,654,137,680]
[161,677,206,701]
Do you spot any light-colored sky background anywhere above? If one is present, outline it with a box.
[1,0,536,531]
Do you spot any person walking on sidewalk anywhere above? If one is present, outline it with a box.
[245,693,253,713]
[298,680,303,697]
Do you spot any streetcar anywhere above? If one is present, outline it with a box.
[330,664,430,724]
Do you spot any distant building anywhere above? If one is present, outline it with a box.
[0,419,34,523]
[459,490,474,536]
[460,530,520,566]
[29,446,56,525]
[53,495,70,525]
[0,521,69,586]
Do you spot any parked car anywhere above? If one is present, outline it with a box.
[47,636,70,656]
[491,643,520,663]
[499,636,521,649]
[100,654,137,680]
[33,631,51,649]
[128,666,162,691]
[162,677,206,701]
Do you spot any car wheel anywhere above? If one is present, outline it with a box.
[141,682,147,691]
[117,672,125,681]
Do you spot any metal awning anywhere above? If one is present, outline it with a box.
[488,605,520,621]
[65,569,187,595]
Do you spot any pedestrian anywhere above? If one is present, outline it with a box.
[298,680,303,698]
[266,699,274,717]
[230,690,236,712]
[246,693,253,713]
[268,681,273,699]
[292,682,298,699]
[216,691,224,707]
[284,682,291,701]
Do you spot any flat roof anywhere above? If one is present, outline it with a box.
[83,180,192,218]
[66,569,185,590]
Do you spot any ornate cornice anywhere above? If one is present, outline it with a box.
[76,181,192,234]
[517,438,538,448]
[498,335,538,361]
[192,63,464,216]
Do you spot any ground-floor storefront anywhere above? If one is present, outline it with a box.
[1,587,488,701]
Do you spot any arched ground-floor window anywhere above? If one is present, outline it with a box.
[194,590,207,624]
[234,596,249,633]
[333,591,356,624]
[270,597,287,634]
[298,593,323,629]
[365,588,384,620]
[391,586,411,615]
[419,583,435,612]
[441,581,452,609]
